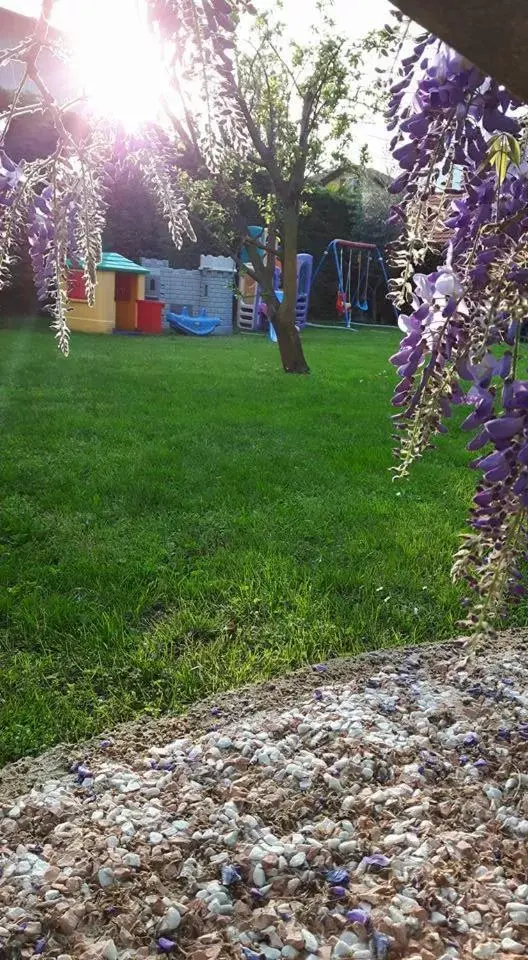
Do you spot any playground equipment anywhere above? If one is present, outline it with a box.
[237,226,267,331]
[237,230,395,335]
[166,306,221,336]
[237,226,313,332]
[142,255,235,335]
[67,252,164,334]
[309,239,396,328]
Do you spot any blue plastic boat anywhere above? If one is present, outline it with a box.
[167,307,221,336]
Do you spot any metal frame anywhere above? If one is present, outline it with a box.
[310,239,397,328]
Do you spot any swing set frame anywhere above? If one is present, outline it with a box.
[310,239,397,328]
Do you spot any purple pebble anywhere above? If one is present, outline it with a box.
[313,663,328,673]
[459,755,469,765]
[314,689,323,700]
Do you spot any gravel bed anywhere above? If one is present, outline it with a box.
[1,638,527,960]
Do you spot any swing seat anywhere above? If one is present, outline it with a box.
[336,291,347,315]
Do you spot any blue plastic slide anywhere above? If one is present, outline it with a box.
[268,290,283,342]
[167,307,221,336]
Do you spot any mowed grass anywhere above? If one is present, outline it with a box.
[0,325,512,764]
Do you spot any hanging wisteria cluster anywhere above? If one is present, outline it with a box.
[0,0,246,353]
[388,32,528,632]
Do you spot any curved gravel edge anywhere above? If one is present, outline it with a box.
[1,631,524,806]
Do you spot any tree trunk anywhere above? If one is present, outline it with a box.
[274,315,309,373]
[275,204,310,374]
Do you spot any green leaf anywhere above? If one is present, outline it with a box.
[487,133,522,185]
[491,148,510,185]
[507,134,522,167]
[487,135,504,158]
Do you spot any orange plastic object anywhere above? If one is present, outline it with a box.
[336,291,346,315]
[137,299,163,334]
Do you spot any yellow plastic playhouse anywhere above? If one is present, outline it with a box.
[67,252,162,335]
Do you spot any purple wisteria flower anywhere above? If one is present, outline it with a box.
[360,854,391,870]
[221,864,242,885]
[371,931,391,960]
[463,732,479,747]
[330,885,347,898]
[326,868,349,885]
[388,28,528,624]
[157,938,177,953]
[347,908,370,925]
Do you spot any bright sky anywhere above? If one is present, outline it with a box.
[2,0,394,168]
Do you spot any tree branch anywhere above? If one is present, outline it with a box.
[233,90,286,193]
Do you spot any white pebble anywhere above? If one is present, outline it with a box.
[159,907,182,933]
[501,939,525,953]
[123,852,141,868]
[466,910,482,927]
[149,831,164,845]
[217,737,233,749]
[97,867,115,888]
[473,945,499,959]
[102,940,119,960]
[44,890,61,901]
[302,930,318,953]
[431,912,447,925]
[290,852,306,868]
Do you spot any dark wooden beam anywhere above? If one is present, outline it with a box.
[393,0,528,102]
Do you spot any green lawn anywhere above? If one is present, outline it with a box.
[1,325,516,765]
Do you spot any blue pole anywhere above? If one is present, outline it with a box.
[309,243,331,290]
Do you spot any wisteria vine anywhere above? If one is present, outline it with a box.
[388,32,528,633]
[0,0,246,353]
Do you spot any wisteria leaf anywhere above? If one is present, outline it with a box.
[507,134,522,167]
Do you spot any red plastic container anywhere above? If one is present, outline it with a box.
[136,300,163,334]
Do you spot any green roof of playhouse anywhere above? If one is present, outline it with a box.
[97,252,149,274]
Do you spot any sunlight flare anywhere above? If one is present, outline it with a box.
[60,0,167,130]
